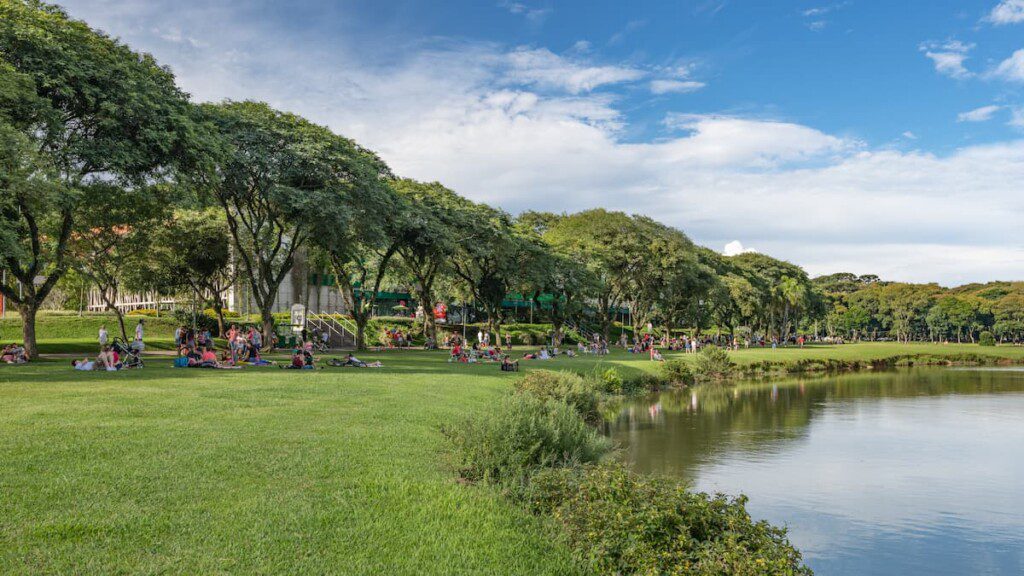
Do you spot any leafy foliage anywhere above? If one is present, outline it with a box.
[514,370,603,423]
[661,358,695,386]
[0,0,197,355]
[443,393,610,490]
[692,346,736,381]
[526,464,813,576]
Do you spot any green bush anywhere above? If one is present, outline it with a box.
[692,345,735,381]
[443,393,610,489]
[979,331,996,346]
[595,367,623,395]
[527,463,812,576]
[514,370,602,424]
[661,358,694,386]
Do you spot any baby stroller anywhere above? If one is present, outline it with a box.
[111,338,144,369]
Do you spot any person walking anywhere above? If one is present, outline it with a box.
[134,319,145,351]
[98,324,109,348]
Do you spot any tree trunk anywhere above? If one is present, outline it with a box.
[552,318,564,347]
[19,304,38,359]
[355,317,367,351]
[212,297,226,337]
[114,307,127,342]
[261,309,275,350]
[416,285,436,341]
[100,288,128,341]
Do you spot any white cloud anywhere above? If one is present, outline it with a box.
[723,240,757,256]
[902,131,917,139]
[920,40,974,79]
[987,0,1024,25]
[53,0,1024,285]
[1011,107,1024,128]
[500,1,551,23]
[801,3,848,31]
[991,49,1024,82]
[570,40,591,53]
[505,47,645,93]
[650,79,706,94]
[957,105,1003,122]
[661,113,854,166]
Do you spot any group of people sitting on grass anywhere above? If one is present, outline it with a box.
[577,337,609,356]
[2,343,28,364]
[448,339,504,363]
[380,328,410,349]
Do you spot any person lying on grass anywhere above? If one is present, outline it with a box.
[522,348,552,360]
[72,348,120,371]
[2,344,28,364]
[327,354,383,368]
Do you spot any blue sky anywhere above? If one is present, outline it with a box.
[58,0,1024,284]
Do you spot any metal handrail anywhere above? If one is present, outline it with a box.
[307,312,357,345]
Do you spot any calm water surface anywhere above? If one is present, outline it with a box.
[606,368,1024,575]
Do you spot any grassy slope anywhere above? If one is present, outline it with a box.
[0,355,584,575]
[4,337,1024,573]
[0,313,181,353]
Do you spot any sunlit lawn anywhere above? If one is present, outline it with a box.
[2,342,1021,574]
[0,352,585,575]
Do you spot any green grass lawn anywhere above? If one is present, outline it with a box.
[0,352,590,575]
[3,342,1022,574]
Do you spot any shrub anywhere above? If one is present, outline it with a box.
[692,345,735,381]
[443,393,610,489]
[595,367,624,395]
[126,308,160,317]
[661,358,694,386]
[979,331,996,347]
[527,463,812,576]
[514,370,602,423]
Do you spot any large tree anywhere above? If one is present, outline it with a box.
[390,179,469,342]
[451,202,545,341]
[196,101,391,345]
[318,187,404,351]
[729,252,816,341]
[625,217,701,334]
[544,209,650,342]
[0,1,195,357]
[131,208,235,336]
[68,184,169,340]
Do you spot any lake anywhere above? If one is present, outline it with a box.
[606,368,1024,575]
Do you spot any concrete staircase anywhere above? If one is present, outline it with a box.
[307,312,358,350]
